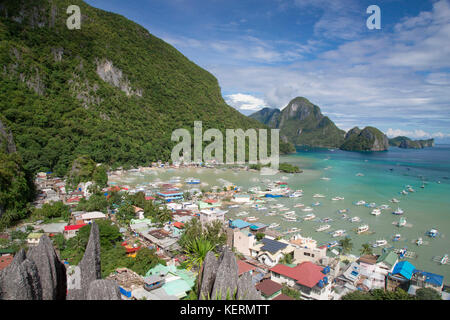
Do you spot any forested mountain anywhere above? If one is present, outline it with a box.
[0,0,285,177]
[389,136,435,149]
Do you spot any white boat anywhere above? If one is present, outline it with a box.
[316,224,331,232]
[366,202,376,208]
[289,191,304,198]
[355,200,366,206]
[321,217,333,223]
[321,177,331,181]
[356,173,364,176]
[390,198,400,203]
[416,237,423,246]
[401,190,408,195]
[303,213,316,221]
[302,206,314,212]
[393,207,404,215]
[357,224,369,234]
[236,211,249,216]
[331,196,344,201]
[441,254,448,265]
[311,201,321,207]
[407,187,415,193]
[398,217,407,227]
[294,203,305,208]
[393,234,401,241]
[338,209,348,214]
[268,223,280,229]
[373,239,387,247]
[284,227,300,234]
[279,207,290,211]
[266,211,277,216]
[284,216,297,222]
[427,228,439,238]
[379,204,390,210]
[285,211,296,215]
[270,204,284,209]
[246,216,259,222]
[350,216,361,223]
[371,208,381,216]
[332,229,346,237]
[313,194,325,198]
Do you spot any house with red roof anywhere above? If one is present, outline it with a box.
[63,224,87,239]
[269,261,333,300]
[237,259,257,276]
[0,254,13,271]
[255,279,283,300]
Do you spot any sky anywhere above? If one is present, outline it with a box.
[85,0,450,142]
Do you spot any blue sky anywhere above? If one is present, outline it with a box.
[85,0,450,142]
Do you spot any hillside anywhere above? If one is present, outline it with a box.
[340,126,389,151]
[0,0,275,176]
[250,97,345,148]
[389,136,435,149]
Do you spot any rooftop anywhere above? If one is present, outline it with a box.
[270,261,327,288]
[260,238,288,254]
[237,259,257,276]
[255,279,282,296]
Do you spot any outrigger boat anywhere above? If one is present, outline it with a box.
[313,194,326,198]
[357,224,369,234]
[393,234,402,241]
[245,216,259,222]
[311,202,321,207]
[284,227,300,234]
[236,211,249,216]
[338,209,349,214]
[321,217,333,223]
[302,206,314,212]
[332,229,346,237]
[350,216,361,223]
[393,207,404,215]
[373,239,388,247]
[355,200,366,206]
[416,237,423,246]
[398,217,407,227]
[390,198,400,203]
[371,208,381,216]
[427,228,439,238]
[268,223,280,229]
[303,213,316,221]
[441,254,448,265]
[331,196,344,201]
[316,224,331,232]
[294,203,305,208]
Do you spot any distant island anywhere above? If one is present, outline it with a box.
[249,97,390,152]
[389,136,435,149]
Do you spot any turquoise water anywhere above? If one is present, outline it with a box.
[110,145,450,283]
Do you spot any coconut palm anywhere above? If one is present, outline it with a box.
[185,237,216,271]
[339,237,353,255]
[360,243,373,256]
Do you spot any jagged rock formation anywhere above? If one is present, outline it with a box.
[340,126,389,152]
[26,235,67,300]
[389,136,435,149]
[0,249,42,300]
[199,247,261,300]
[249,97,345,148]
[67,222,103,300]
[0,118,16,154]
[87,280,121,300]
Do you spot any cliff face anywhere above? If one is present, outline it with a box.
[389,136,435,149]
[340,126,389,151]
[249,97,345,148]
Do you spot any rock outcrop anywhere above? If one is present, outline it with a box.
[340,126,389,152]
[0,118,16,154]
[87,280,121,300]
[389,136,435,149]
[199,247,261,300]
[0,249,42,300]
[26,235,67,300]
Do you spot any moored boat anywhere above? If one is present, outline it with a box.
[303,213,316,221]
[332,229,346,237]
[373,239,387,247]
[316,224,331,232]
[357,224,369,234]
[371,208,381,216]
[393,207,404,215]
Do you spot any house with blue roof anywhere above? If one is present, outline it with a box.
[386,261,416,291]
[408,270,445,295]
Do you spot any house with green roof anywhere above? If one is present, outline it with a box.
[376,250,398,272]
[145,264,196,299]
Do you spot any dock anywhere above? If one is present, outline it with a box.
[393,248,417,259]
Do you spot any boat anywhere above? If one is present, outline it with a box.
[356,173,364,176]
[285,211,296,215]
[365,202,376,208]
[289,191,304,198]
[246,216,259,222]
[302,206,314,212]
[416,237,423,246]
[321,177,331,181]
[266,211,277,216]
[332,230,346,237]
[378,204,390,210]
[316,224,331,232]
[279,207,290,211]
[427,228,439,238]
[268,223,280,229]
[393,207,404,215]
[236,211,249,216]
[393,234,401,241]
[285,227,300,234]
[373,239,388,247]
[398,217,407,227]
[294,203,305,208]
[270,204,284,209]
[303,213,316,221]
[313,194,325,198]
[311,202,321,207]
[228,204,240,208]
[357,224,369,234]
[390,198,400,203]
[338,209,348,214]
[371,208,381,216]
[284,216,297,222]
[331,196,344,201]
[350,216,361,223]
[355,200,366,206]
[327,241,339,248]
[321,217,333,223]
[441,254,448,265]
[185,178,201,184]
[341,214,348,219]
[407,187,415,193]
[421,184,425,188]
[401,190,408,195]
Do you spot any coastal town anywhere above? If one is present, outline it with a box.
[1,160,448,301]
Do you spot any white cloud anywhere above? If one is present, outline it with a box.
[386,128,450,139]
[224,93,269,111]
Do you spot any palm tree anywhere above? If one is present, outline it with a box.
[360,243,373,256]
[185,237,216,271]
[339,237,353,255]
